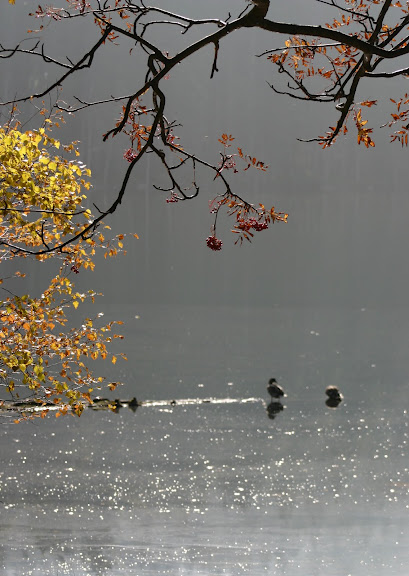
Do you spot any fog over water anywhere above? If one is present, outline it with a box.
[1,2,409,575]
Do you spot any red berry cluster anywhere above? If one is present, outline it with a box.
[124,148,138,163]
[249,218,269,231]
[166,193,179,203]
[236,218,269,232]
[206,235,223,251]
[70,265,80,274]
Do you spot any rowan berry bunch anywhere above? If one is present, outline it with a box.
[124,148,138,163]
[206,235,223,251]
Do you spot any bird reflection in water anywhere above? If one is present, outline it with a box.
[266,378,285,420]
[325,385,343,408]
[266,400,284,420]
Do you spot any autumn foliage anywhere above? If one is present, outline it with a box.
[0,123,129,419]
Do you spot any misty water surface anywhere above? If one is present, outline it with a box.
[1,345,409,575]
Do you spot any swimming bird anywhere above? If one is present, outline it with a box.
[267,378,285,398]
[325,385,343,402]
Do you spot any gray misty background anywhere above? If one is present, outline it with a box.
[1,0,409,400]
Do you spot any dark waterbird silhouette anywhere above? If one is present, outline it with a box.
[325,385,343,408]
[267,378,285,399]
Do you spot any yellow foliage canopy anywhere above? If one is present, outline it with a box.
[0,127,92,262]
[0,128,130,420]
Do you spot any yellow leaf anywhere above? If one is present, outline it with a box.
[9,0,16,4]
[72,300,79,309]
[111,356,117,365]
[34,365,43,376]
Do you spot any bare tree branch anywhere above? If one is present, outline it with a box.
[3,0,409,252]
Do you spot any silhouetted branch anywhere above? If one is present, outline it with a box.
[0,25,113,106]
[3,0,409,252]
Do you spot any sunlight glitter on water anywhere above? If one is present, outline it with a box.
[1,398,409,575]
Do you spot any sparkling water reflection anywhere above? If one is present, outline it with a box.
[1,396,408,575]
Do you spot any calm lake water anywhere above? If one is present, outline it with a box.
[1,305,409,576]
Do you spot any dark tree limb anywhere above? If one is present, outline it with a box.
[3,0,409,254]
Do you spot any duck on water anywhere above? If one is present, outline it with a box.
[325,386,343,401]
[325,385,343,407]
[267,378,285,399]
